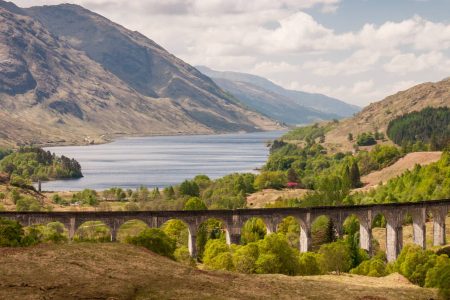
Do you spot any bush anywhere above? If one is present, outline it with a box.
[257,233,300,275]
[232,243,259,274]
[254,171,287,190]
[241,218,266,245]
[0,192,5,200]
[350,257,387,277]
[0,218,23,246]
[75,221,111,242]
[356,132,377,146]
[72,189,98,206]
[179,180,200,197]
[16,196,41,211]
[183,197,207,210]
[319,240,352,274]
[392,244,437,286]
[298,252,324,275]
[208,252,234,271]
[126,228,176,259]
[174,246,196,266]
[203,239,230,267]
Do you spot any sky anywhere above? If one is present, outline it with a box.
[10,0,450,106]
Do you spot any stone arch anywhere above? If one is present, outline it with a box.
[276,215,301,249]
[74,220,111,242]
[240,217,268,245]
[310,214,335,251]
[195,217,229,260]
[116,219,149,242]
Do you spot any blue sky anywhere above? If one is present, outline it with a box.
[11,0,450,106]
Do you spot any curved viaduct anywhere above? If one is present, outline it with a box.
[1,199,449,262]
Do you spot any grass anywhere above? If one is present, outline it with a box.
[0,243,437,299]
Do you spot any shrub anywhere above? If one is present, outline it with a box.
[0,192,6,200]
[298,252,324,275]
[319,240,352,274]
[203,239,230,267]
[356,132,377,146]
[241,218,266,245]
[126,228,176,259]
[16,196,41,211]
[183,197,207,210]
[0,218,23,247]
[257,233,300,275]
[174,246,196,266]
[207,252,234,271]
[179,180,200,197]
[350,257,387,277]
[75,221,111,242]
[254,171,287,190]
[232,243,259,274]
[392,244,437,286]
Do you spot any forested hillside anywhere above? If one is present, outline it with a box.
[387,107,450,150]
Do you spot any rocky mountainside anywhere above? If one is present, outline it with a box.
[197,66,360,125]
[324,77,450,151]
[0,2,280,147]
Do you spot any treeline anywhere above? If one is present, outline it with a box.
[0,147,82,182]
[387,107,450,150]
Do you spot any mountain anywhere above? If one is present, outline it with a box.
[323,77,450,151]
[0,2,280,147]
[197,66,360,125]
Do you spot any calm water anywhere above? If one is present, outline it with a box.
[40,131,284,191]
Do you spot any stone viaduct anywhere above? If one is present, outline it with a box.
[0,199,448,262]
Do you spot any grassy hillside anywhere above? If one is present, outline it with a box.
[0,243,437,299]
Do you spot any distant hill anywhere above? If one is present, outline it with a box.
[324,77,450,151]
[197,66,360,125]
[0,2,280,147]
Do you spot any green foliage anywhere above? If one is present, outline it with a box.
[387,107,450,150]
[52,194,68,205]
[102,187,127,201]
[232,242,259,274]
[203,239,231,269]
[392,244,437,286]
[72,189,99,206]
[425,255,450,299]
[9,174,32,189]
[0,192,5,200]
[350,257,387,277]
[241,218,266,245]
[0,218,23,246]
[0,148,12,160]
[298,252,324,275]
[183,197,207,210]
[202,173,254,209]
[256,233,300,275]
[16,196,41,211]
[174,246,196,266]
[163,186,175,200]
[126,228,176,259]
[179,180,200,197]
[196,219,225,260]
[161,220,188,248]
[318,240,352,274]
[75,221,110,242]
[281,123,334,141]
[254,171,287,190]
[352,152,450,204]
[0,147,82,181]
[300,175,351,207]
[356,132,377,146]
[276,216,300,248]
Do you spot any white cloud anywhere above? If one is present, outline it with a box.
[9,0,450,106]
[384,51,450,73]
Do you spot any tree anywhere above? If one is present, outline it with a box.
[254,171,287,190]
[232,243,259,274]
[350,162,362,188]
[203,239,230,267]
[287,168,298,183]
[256,233,300,275]
[126,228,176,259]
[348,133,353,141]
[319,241,352,274]
[183,197,207,210]
[179,180,200,197]
[241,218,266,244]
[0,218,23,246]
[298,252,324,275]
[163,186,175,199]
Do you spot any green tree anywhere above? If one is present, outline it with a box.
[319,240,352,274]
[298,252,324,275]
[179,180,200,197]
[183,197,207,210]
[0,218,23,247]
[241,218,267,244]
[203,239,231,269]
[350,162,362,188]
[232,242,259,274]
[126,228,176,259]
[287,167,298,183]
[256,233,300,275]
